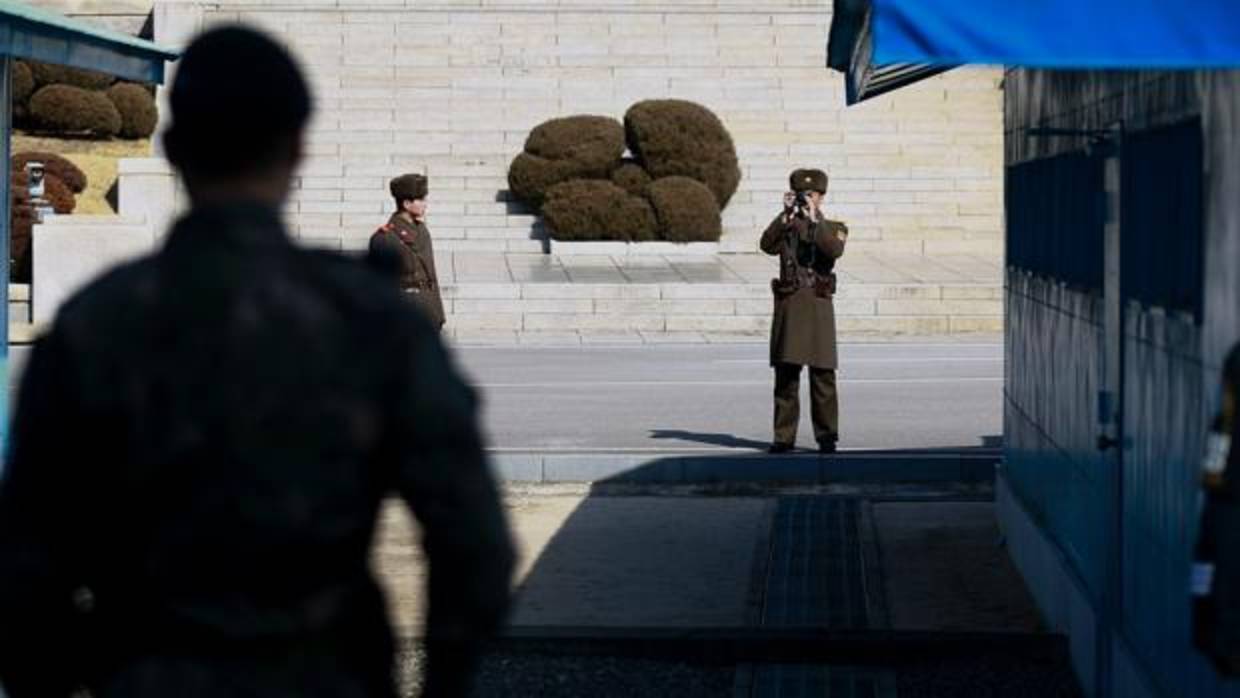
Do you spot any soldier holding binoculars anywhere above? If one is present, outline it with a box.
[760,168,849,454]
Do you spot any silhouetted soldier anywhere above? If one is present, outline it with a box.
[760,168,848,454]
[1194,343,1240,675]
[0,25,514,698]
[369,174,446,330]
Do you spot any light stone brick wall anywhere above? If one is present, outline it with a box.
[152,0,1004,257]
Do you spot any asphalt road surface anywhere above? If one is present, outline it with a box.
[452,341,1002,453]
[6,340,1003,453]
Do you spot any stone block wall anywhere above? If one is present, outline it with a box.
[152,0,1004,257]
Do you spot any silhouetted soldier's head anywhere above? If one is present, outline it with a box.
[163,25,312,205]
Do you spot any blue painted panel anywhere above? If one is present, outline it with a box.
[1119,307,1240,698]
[1006,151,1105,291]
[872,0,1240,68]
[1005,270,1112,601]
[1005,270,1240,697]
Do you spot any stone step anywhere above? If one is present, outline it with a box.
[437,277,1002,337]
[440,282,1002,301]
[441,317,1001,339]
[489,449,1000,484]
[9,321,43,345]
[8,284,29,325]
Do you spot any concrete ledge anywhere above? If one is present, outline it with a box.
[491,451,998,484]
[549,241,720,256]
[32,220,157,323]
[9,322,47,345]
[489,626,1071,665]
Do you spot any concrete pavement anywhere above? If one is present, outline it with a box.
[453,340,1003,454]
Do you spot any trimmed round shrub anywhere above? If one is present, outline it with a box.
[13,170,75,214]
[610,159,651,197]
[29,61,115,90]
[508,115,625,207]
[646,176,722,243]
[12,61,33,105]
[541,179,658,242]
[509,153,584,207]
[107,82,159,139]
[625,99,741,207]
[12,61,34,125]
[525,115,624,164]
[29,85,121,138]
[12,152,87,193]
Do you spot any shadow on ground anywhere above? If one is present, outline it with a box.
[380,449,1080,697]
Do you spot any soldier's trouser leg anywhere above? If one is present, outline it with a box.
[773,362,802,445]
[809,367,839,445]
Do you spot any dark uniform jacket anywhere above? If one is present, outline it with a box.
[760,212,848,369]
[0,203,513,698]
[369,213,446,330]
[1197,344,1240,673]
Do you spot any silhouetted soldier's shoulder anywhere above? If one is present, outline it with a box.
[51,255,161,339]
[296,246,443,334]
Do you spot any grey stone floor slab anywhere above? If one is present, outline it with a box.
[873,502,1042,632]
[372,497,771,633]
[431,252,1003,287]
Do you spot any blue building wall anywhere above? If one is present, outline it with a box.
[1002,69,1240,698]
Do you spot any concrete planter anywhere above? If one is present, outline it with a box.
[549,240,720,256]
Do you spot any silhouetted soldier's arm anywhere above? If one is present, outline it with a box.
[0,329,90,697]
[386,325,515,697]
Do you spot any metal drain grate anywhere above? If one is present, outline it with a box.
[741,664,898,698]
[762,497,869,628]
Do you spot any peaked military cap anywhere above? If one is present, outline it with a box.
[789,168,828,194]
[390,173,428,201]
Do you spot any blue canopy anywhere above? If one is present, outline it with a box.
[872,0,1240,68]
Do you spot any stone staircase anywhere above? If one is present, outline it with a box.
[12,0,1007,345]
[435,250,1002,343]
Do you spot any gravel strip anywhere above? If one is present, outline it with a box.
[398,648,733,698]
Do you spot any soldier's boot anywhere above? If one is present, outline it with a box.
[772,363,802,452]
[810,367,839,453]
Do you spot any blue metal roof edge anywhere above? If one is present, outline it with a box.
[0,0,178,84]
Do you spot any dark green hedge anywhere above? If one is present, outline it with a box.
[542,179,658,242]
[510,102,739,243]
[29,85,121,138]
[508,115,625,207]
[625,99,741,207]
[647,176,722,243]
[610,159,652,197]
[107,82,159,139]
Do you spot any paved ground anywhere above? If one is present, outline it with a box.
[7,339,1002,454]
[875,502,1041,632]
[374,492,1039,635]
[379,489,1080,698]
[374,494,769,635]
[453,340,1003,453]
[434,251,1001,287]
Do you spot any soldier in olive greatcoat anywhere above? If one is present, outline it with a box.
[760,168,849,454]
[370,173,446,330]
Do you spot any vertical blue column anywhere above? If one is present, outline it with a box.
[0,55,11,467]
[1098,122,1126,698]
